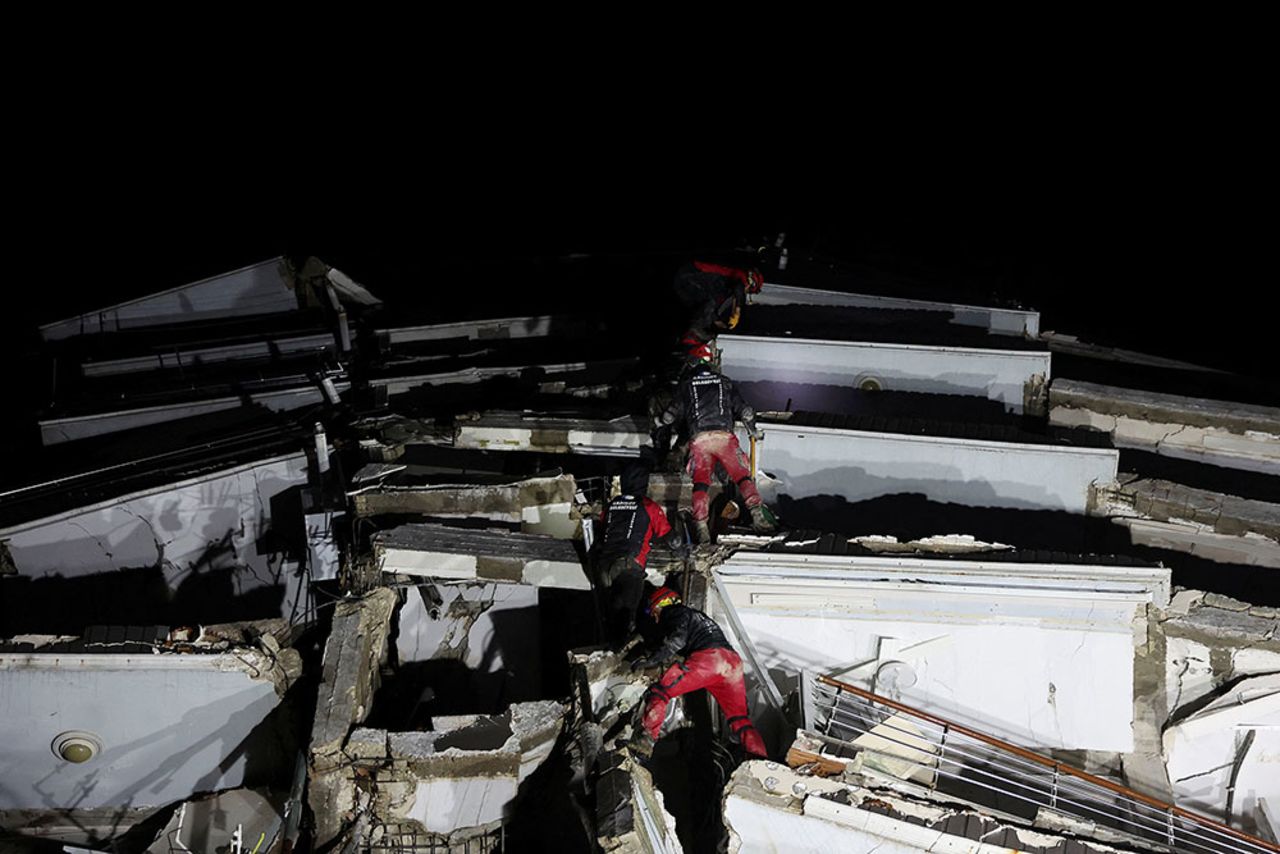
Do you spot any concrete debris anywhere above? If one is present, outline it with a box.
[309,588,398,769]
[317,701,565,845]
[1106,477,1280,543]
[352,473,582,539]
[851,532,1013,554]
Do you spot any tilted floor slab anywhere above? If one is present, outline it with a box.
[374,523,589,590]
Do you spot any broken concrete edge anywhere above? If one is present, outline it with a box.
[1050,378,1280,436]
[308,588,398,769]
[351,473,579,518]
[1100,477,1280,543]
[310,701,567,849]
[726,759,1129,854]
[597,750,683,854]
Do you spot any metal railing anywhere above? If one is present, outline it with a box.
[807,675,1278,854]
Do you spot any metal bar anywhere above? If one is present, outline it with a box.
[817,692,1271,854]
[816,703,1206,848]
[816,675,1280,853]
[709,574,786,715]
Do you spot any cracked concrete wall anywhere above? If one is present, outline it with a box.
[0,453,312,620]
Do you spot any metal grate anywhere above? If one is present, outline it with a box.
[362,823,504,854]
[806,676,1278,854]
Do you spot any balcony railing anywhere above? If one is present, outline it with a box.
[801,675,1278,854]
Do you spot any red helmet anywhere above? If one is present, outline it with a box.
[686,340,715,365]
[647,586,680,614]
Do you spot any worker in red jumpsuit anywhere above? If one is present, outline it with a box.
[654,359,774,543]
[630,586,767,758]
[595,463,681,646]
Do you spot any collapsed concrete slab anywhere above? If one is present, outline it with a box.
[351,469,582,538]
[1105,477,1280,542]
[454,413,648,457]
[374,523,590,590]
[309,588,398,768]
[1050,379,1280,475]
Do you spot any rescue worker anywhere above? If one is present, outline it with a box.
[672,261,764,347]
[630,586,767,758]
[595,463,680,646]
[653,359,774,543]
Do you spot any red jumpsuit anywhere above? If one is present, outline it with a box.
[638,604,768,758]
[687,431,762,522]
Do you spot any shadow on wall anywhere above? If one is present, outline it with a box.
[774,493,1126,552]
[738,380,1013,422]
[0,567,286,636]
[768,458,1073,513]
[774,492,1280,606]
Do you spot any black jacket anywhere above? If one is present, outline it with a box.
[646,604,732,663]
[657,367,760,438]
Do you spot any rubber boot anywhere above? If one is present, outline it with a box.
[749,504,776,533]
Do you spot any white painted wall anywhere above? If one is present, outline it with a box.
[755,283,1040,337]
[714,562,1150,752]
[0,453,315,618]
[755,423,1118,513]
[1164,675,1280,827]
[40,259,299,341]
[0,655,280,810]
[719,336,1049,414]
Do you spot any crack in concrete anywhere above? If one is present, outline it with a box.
[67,521,115,566]
[1173,760,1236,783]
